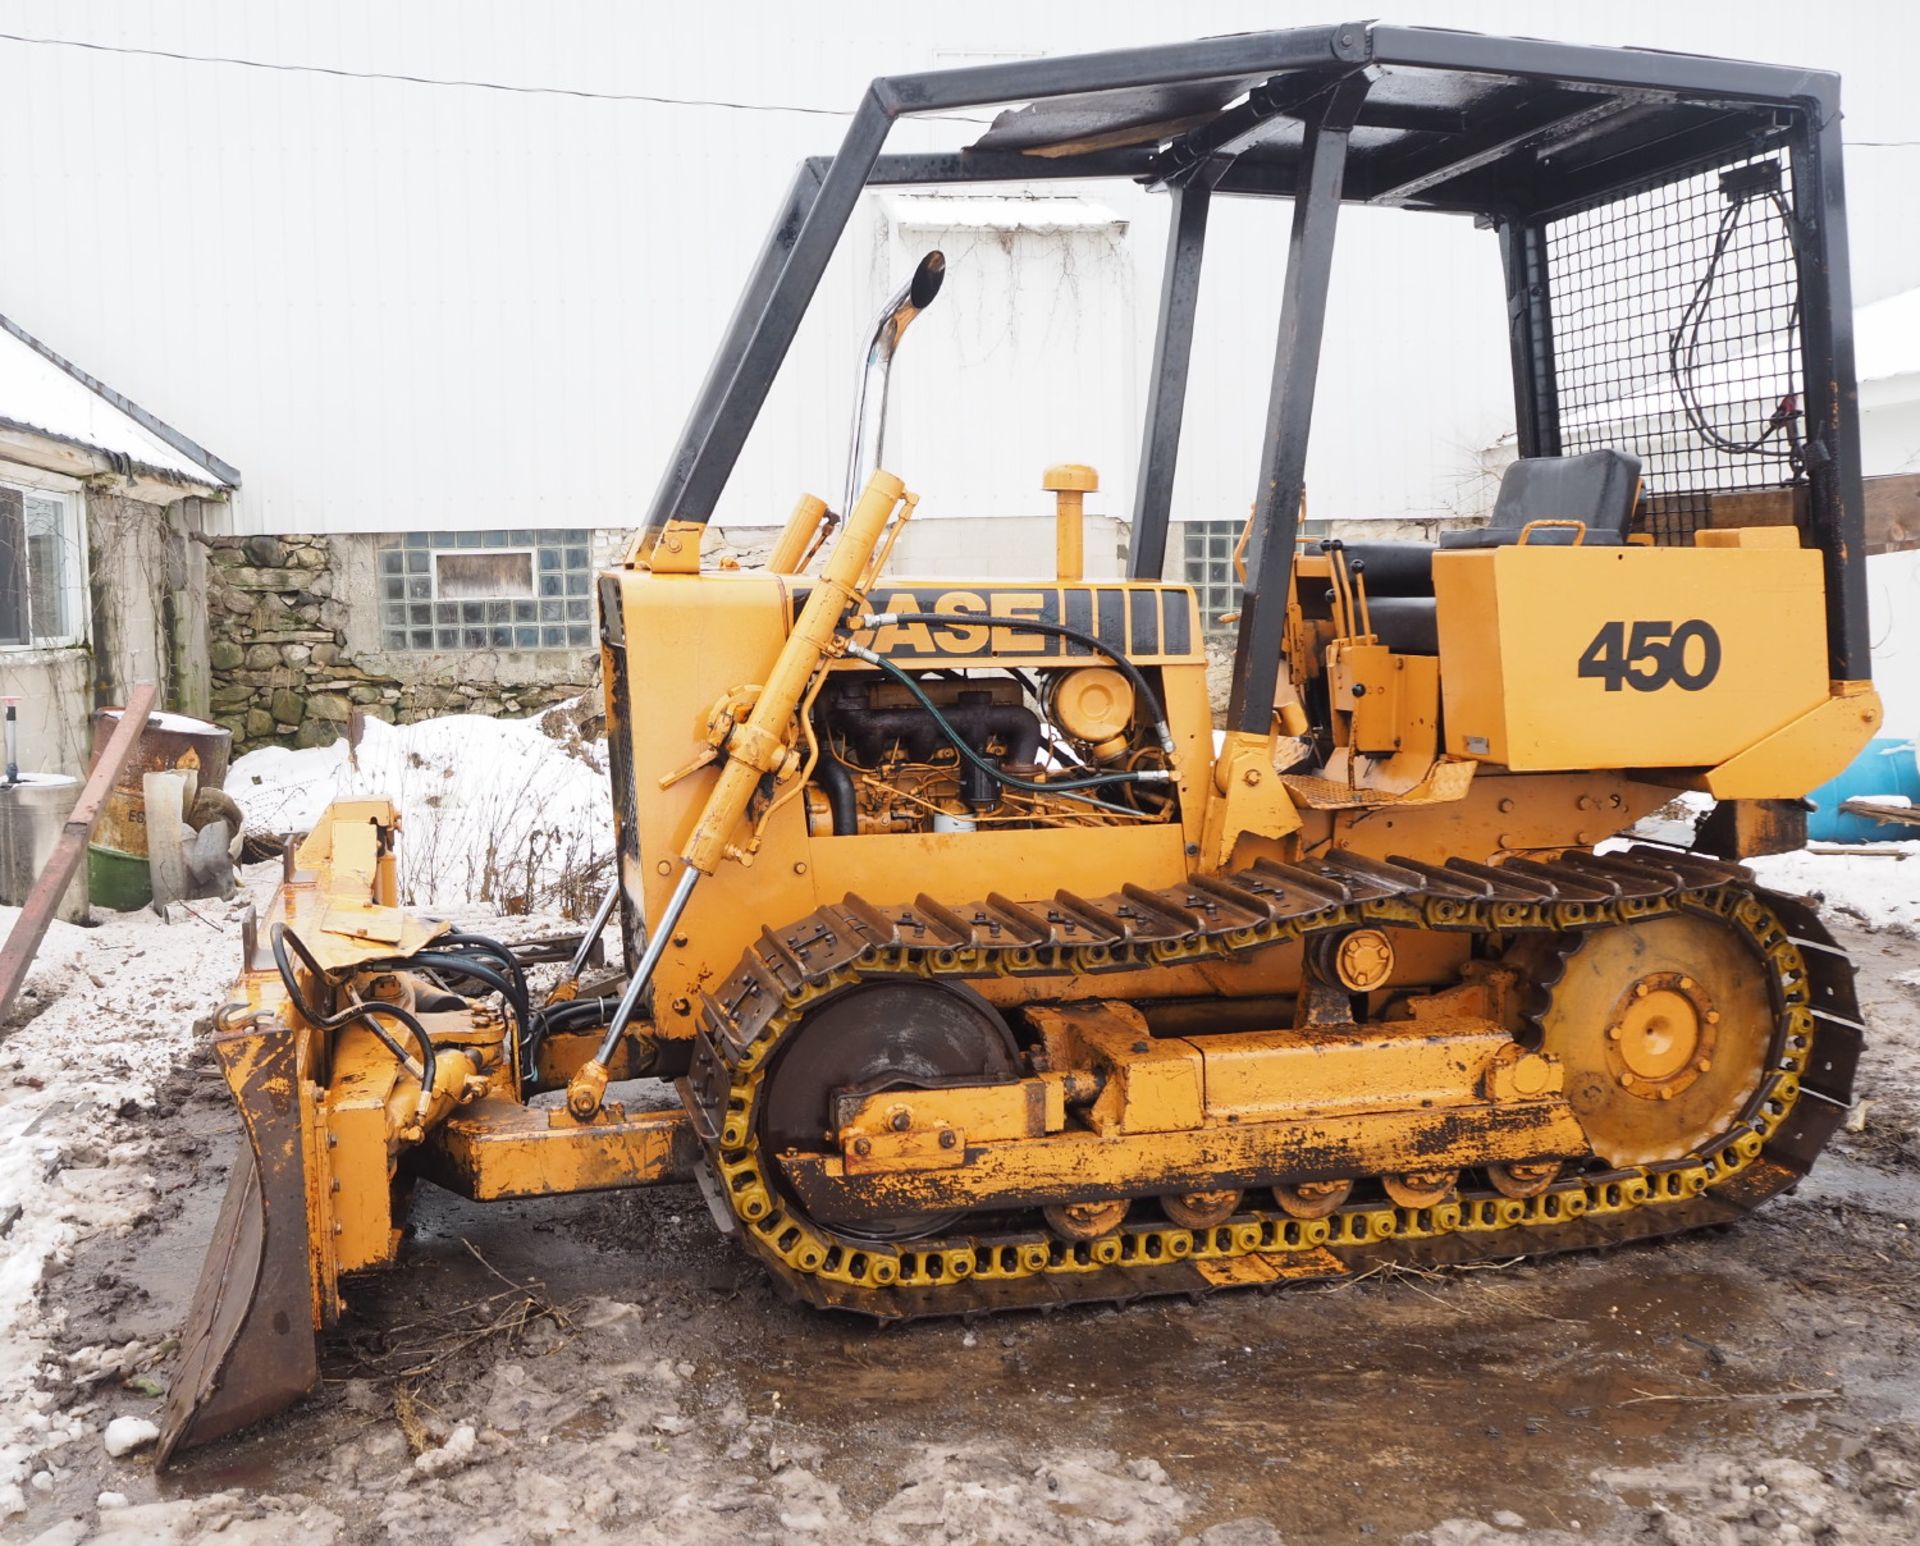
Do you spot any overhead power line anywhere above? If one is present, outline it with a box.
[0,27,991,122]
[0,28,1910,148]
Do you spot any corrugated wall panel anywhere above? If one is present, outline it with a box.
[0,0,1912,540]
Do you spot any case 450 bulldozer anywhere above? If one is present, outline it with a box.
[161,23,1883,1462]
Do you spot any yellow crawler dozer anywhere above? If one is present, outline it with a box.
[162,23,1881,1461]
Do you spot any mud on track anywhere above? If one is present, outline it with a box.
[12,919,1920,1544]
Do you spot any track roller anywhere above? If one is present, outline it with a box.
[1272,1179,1353,1219]
[1162,1189,1242,1229]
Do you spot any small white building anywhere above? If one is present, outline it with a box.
[0,316,234,774]
[1855,285,1920,478]
[1852,286,1920,737]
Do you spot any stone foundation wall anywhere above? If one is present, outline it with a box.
[205,533,591,752]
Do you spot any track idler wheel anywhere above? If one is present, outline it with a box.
[758,977,1019,1242]
[1161,1189,1241,1229]
[1044,1199,1129,1241]
[1382,1170,1459,1209]
[1486,1160,1562,1199]
[1272,1179,1352,1219]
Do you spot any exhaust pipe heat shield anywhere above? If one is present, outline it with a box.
[842,250,944,519]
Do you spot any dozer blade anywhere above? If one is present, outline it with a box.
[158,1021,321,1467]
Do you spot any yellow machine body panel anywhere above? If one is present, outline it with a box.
[1432,541,1833,777]
[608,569,1212,1040]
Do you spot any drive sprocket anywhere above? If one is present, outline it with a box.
[1532,911,1777,1168]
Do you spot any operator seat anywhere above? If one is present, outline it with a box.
[1343,449,1643,655]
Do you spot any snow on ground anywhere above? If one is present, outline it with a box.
[0,885,265,1521]
[225,705,612,917]
[1747,842,1920,931]
[1622,792,1920,932]
[1,695,1916,1533]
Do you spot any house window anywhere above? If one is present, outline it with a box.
[0,483,86,649]
[378,530,594,652]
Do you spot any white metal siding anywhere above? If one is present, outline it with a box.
[0,1,1914,541]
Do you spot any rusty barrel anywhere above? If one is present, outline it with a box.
[86,708,232,911]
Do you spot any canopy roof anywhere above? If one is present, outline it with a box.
[909,24,1835,220]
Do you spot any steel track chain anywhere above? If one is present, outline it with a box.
[684,844,1855,1314]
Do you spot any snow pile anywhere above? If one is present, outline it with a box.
[226,706,612,915]
[0,889,262,1517]
[1747,843,1920,932]
[1619,796,1920,932]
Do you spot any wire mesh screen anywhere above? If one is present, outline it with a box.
[1545,150,1805,545]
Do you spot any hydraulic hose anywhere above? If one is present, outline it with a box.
[534,996,621,1038]
[520,996,622,1084]
[850,611,1176,757]
[405,953,525,1028]
[270,923,439,1123]
[840,643,1172,796]
[529,992,625,1058]
[441,931,529,999]
[814,744,859,835]
[357,945,534,1081]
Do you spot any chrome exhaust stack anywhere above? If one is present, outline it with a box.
[843,250,945,519]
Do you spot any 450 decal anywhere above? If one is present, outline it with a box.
[1577,619,1722,693]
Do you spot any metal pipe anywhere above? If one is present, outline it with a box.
[843,251,945,519]
[569,865,697,1118]
[3,699,16,785]
[553,883,620,994]
[1044,464,1095,583]
[768,493,831,575]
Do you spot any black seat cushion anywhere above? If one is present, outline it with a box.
[1367,596,1439,656]
[1313,451,1641,659]
[1439,449,1642,550]
[1338,541,1433,596]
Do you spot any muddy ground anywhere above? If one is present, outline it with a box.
[10,915,1920,1544]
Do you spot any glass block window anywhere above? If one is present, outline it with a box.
[1179,515,1332,633]
[1181,520,1241,631]
[377,529,594,652]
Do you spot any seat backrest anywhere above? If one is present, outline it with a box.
[1487,449,1642,542]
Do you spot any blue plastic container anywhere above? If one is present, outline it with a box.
[1805,737,1920,843]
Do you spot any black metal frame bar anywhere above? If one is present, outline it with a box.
[1789,93,1870,678]
[1129,183,1210,581]
[636,22,1867,686]
[1146,68,1361,189]
[1225,73,1374,733]
[1499,220,1561,459]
